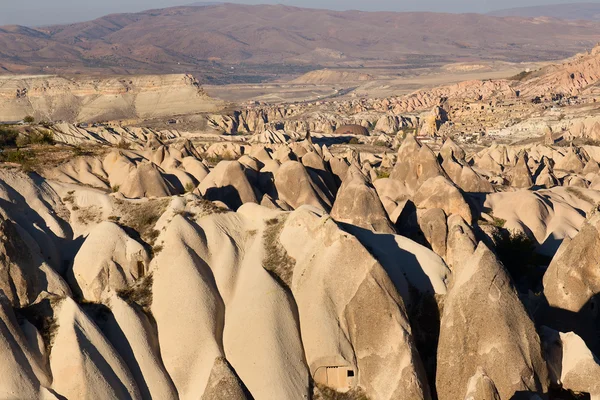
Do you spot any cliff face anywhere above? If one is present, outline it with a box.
[0,74,222,123]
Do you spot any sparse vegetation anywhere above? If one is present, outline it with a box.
[196,197,229,216]
[9,130,54,148]
[566,186,596,205]
[0,149,35,171]
[510,70,534,81]
[113,198,170,244]
[203,150,237,166]
[62,190,76,204]
[0,127,19,148]
[348,137,360,145]
[112,185,120,193]
[373,140,389,147]
[117,274,154,316]
[495,230,549,290]
[262,216,296,288]
[313,383,369,400]
[17,298,60,355]
[152,244,164,255]
[23,116,35,124]
[116,140,132,150]
[375,170,390,180]
[185,182,196,193]
[479,215,506,228]
[72,145,93,156]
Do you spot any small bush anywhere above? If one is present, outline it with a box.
[0,127,19,148]
[112,185,120,193]
[185,182,196,193]
[29,130,55,145]
[348,137,360,145]
[0,149,35,171]
[376,170,390,180]
[509,70,534,81]
[23,116,35,124]
[116,140,132,150]
[479,216,506,228]
[117,274,153,315]
[373,140,389,147]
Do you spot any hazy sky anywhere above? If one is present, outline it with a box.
[0,0,597,26]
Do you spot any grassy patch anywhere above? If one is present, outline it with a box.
[262,216,295,288]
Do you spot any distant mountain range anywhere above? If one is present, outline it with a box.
[489,2,600,21]
[1,3,600,83]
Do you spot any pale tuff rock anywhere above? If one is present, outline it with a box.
[510,151,534,189]
[201,357,249,400]
[436,243,549,400]
[417,208,448,258]
[544,209,600,312]
[0,293,52,398]
[274,161,333,211]
[444,214,478,269]
[390,134,447,195]
[119,161,177,199]
[279,206,432,399]
[331,165,395,233]
[50,297,141,399]
[463,368,501,400]
[199,161,259,210]
[413,176,473,225]
[541,327,600,399]
[70,221,150,302]
[0,216,70,307]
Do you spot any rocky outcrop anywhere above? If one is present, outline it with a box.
[413,176,473,225]
[69,222,150,302]
[331,166,394,233]
[437,243,549,399]
[544,209,600,312]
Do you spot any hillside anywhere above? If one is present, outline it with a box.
[489,3,600,21]
[1,4,600,82]
[0,74,222,123]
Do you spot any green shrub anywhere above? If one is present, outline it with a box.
[348,137,360,145]
[185,182,196,193]
[0,127,18,148]
[23,116,35,124]
[376,170,390,180]
[29,130,55,145]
